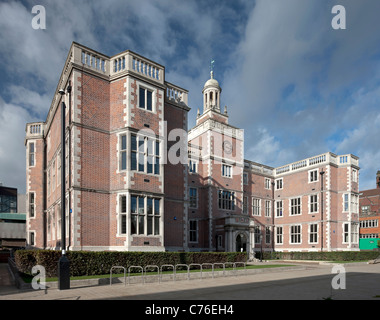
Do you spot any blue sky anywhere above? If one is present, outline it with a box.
[1,0,380,195]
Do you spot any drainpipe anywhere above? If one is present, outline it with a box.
[320,169,325,252]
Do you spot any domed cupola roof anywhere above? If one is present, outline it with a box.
[203,71,221,92]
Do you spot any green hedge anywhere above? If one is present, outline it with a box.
[14,250,246,277]
[264,250,379,261]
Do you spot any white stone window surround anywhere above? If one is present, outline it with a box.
[308,194,319,214]
[276,226,283,244]
[308,168,319,183]
[308,223,319,244]
[275,200,284,218]
[221,163,233,178]
[189,187,198,209]
[289,197,302,216]
[252,197,261,216]
[289,224,302,244]
[275,178,283,190]
[28,141,36,167]
[136,81,158,113]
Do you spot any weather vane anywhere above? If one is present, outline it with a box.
[210,59,215,78]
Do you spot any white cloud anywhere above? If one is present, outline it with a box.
[0,98,36,193]
[245,127,294,167]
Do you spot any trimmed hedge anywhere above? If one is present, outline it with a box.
[14,250,246,277]
[263,250,379,261]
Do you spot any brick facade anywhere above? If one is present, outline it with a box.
[359,171,380,243]
[25,42,360,254]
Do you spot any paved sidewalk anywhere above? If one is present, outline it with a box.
[1,262,379,300]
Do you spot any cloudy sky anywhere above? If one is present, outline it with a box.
[1,0,380,195]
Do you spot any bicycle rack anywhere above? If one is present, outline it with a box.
[175,264,189,281]
[110,261,248,286]
[110,266,126,286]
[189,263,202,279]
[233,262,247,275]
[201,263,214,278]
[160,264,175,283]
[144,265,159,284]
[128,266,144,285]
[224,262,235,276]
[213,263,225,277]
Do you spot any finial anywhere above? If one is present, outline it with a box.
[197,108,200,117]
[224,106,228,115]
[210,59,215,79]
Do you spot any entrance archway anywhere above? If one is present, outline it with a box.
[236,233,247,252]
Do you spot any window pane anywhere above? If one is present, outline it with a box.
[121,215,127,234]
[154,199,160,215]
[121,135,126,150]
[147,216,152,235]
[147,139,153,155]
[139,87,145,108]
[147,156,153,173]
[154,157,160,175]
[138,215,144,234]
[131,135,137,151]
[131,152,137,170]
[155,141,160,156]
[30,154,35,166]
[147,198,153,215]
[138,197,144,214]
[147,90,152,110]
[121,151,127,170]
[121,196,126,213]
[154,216,160,235]
[131,196,137,213]
[131,215,137,234]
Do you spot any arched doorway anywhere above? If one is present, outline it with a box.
[236,233,247,252]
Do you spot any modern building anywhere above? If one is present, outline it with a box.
[25,42,360,255]
[359,171,380,250]
[0,213,26,248]
[0,185,26,248]
[0,185,18,213]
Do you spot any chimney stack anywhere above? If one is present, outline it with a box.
[376,170,380,189]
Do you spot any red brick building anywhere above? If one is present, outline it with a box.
[359,171,380,249]
[25,42,360,255]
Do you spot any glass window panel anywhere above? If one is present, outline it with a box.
[131,135,137,151]
[121,215,127,234]
[147,216,152,235]
[138,215,144,234]
[121,135,126,150]
[154,216,160,235]
[131,152,137,170]
[154,157,160,175]
[147,90,152,110]
[147,198,153,215]
[147,156,153,173]
[139,87,145,108]
[121,196,126,213]
[131,196,137,213]
[138,197,145,213]
[131,215,137,234]
[154,199,160,215]
[121,152,127,170]
[155,141,160,156]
